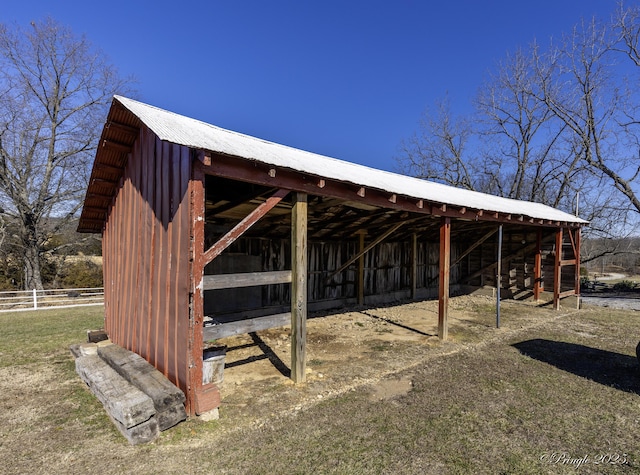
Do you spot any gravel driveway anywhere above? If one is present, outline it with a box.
[581,294,640,311]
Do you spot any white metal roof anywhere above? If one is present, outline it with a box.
[115,95,587,225]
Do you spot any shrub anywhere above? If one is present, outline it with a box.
[59,260,103,288]
[612,280,638,292]
[580,276,591,290]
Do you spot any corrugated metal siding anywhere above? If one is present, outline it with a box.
[103,127,192,394]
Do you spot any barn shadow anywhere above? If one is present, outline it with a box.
[512,339,640,395]
[224,332,291,378]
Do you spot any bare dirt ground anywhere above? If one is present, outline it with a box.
[213,295,565,426]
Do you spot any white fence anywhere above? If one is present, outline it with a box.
[0,287,104,312]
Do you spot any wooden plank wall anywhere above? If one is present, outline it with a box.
[472,230,554,297]
[103,127,192,396]
[202,226,564,318]
[203,236,451,314]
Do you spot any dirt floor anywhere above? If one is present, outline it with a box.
[211,294,566,425]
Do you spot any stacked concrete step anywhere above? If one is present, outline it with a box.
[72,340,187,445]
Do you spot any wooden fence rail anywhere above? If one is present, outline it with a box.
[0,287,104,312]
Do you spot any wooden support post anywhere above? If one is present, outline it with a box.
[411,233,418,300]
[189,159,206,416]
[553,228,563,310]
[496,225,503,328]
[533,229,542,301]
[357,231,366,305]
[291,192,308,383]
[574,228,581,309]
[438,217,451,340]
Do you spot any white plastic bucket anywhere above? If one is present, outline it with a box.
[203,346,226,385]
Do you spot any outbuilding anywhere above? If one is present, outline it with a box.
[78,96,586,416]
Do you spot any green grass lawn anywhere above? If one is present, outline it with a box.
[0,303,639,474]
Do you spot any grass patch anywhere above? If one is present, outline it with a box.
[0,306,104,367]
[2,302,640,474]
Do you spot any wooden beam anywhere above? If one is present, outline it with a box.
[203,313,291,340]
[188,159,207,416]
[77,218,106,228]
[553,228,563,310]
[357,231,366,305]
[574,228,581,309]
[90,177,119,185]
[205,187,277,218]
[87,191,115,199]
[533,229,542,301]
[325,221,405,284]
[80,205,108,215]
[411,233,418,300]
[496,225,503,328]
[438,217,451,340]
[95,163,125,175]
[202,188,290,266]
[450,228,498,268]
[102,139,132,153]
[291,192,307,383]
[106,120,139,136]
[203,153,584,228]
[558,289,576,299]
[567,226,578,258]
[197,151,212,166]
[203,271,292,290]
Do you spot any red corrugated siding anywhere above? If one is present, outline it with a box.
[103,127,192,397]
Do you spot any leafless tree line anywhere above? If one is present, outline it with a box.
[396,2,640,261]
[0,18,132,289]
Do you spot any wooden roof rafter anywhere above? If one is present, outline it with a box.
[202,188,291,266]
[205,187,281,219]
[105,120,139,137]
[203,153,582,229]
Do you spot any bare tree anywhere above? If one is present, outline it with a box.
[616,1,640,66]
[0,18,132,289]
[474,46,578,203]
[0,210,6,257]
[533,17,640,217]
[395,95,476,190]
[397,4,640,247]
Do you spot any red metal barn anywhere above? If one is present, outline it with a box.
[78,96,586,416]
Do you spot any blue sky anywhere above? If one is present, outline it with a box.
[3,0,624,171]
